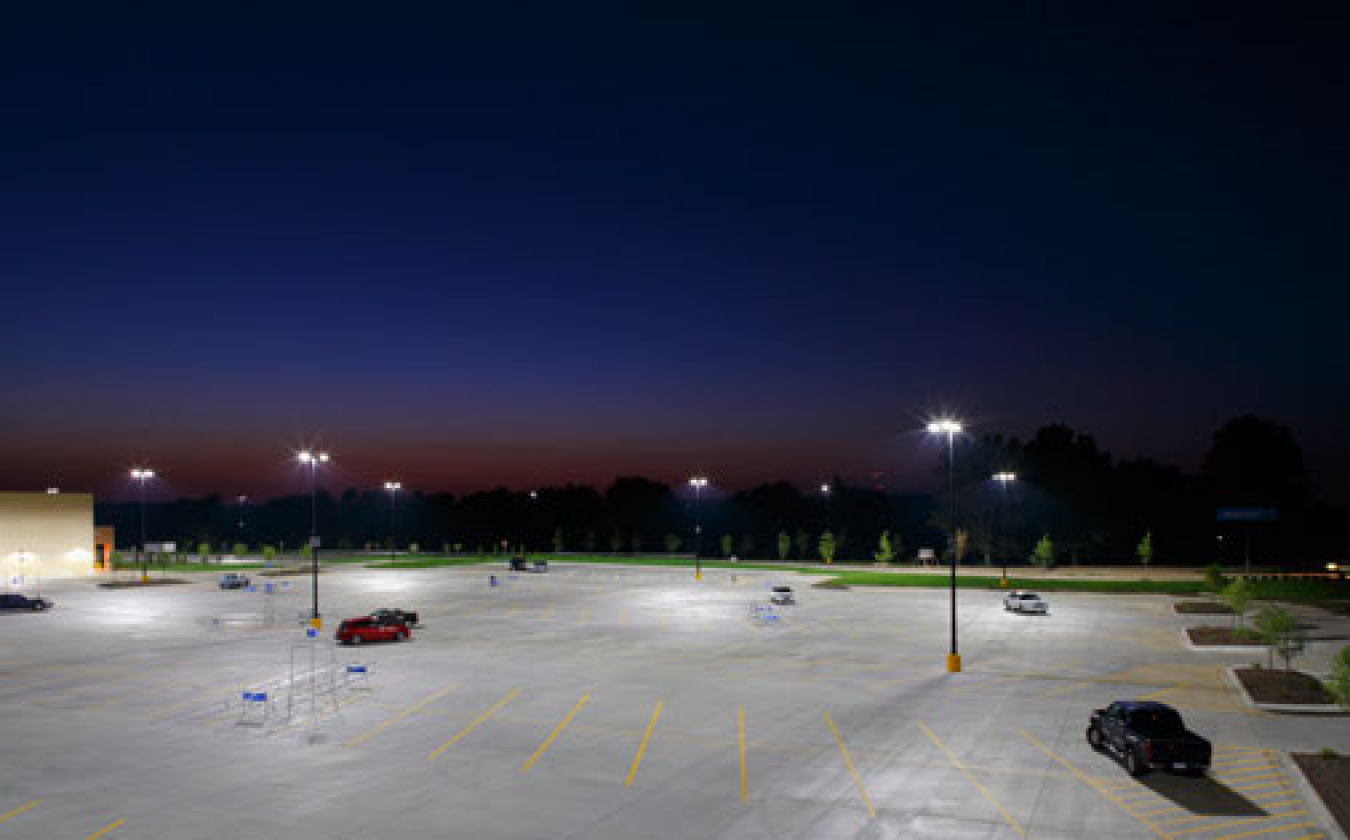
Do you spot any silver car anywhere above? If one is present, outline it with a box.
[1004,590,1048,614]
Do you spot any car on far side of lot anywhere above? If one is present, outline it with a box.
[336,616,411,645]
[769,586,796,605]
[1087,701,1211,776]
[218,572,251,590]
[371,607,420,628]
[0,593,53,611]
[1003,591,1048,614]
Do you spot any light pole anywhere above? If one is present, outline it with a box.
[820,483,833,563]
[992,472,1017,587]
[927,419,963,673]
[689,477,708,581]
[384,481,401,564]
[298,450,329,625]
[130,468,155,582]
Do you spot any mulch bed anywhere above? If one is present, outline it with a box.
[99,578,188,588]
[1234,667,1334,704]
[1187,626,1262,645]
[1175,601,1234,614]
[1292,753,1350,835]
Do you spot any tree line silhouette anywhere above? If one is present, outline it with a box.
[96,416,1346,568]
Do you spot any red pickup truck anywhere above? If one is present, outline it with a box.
[336,616,411,645]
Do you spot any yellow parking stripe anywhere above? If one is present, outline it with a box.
[1231,780,1295,794]
[623,701,662,787]
[825,712,875,818]
[738,705,748,802]
[922,722,1025,837]
[429,688,521,761]
[520,694,590,771]
[0,799,40,824]
[1212,821,1317,840]
[87,818,125,838]
[344,681,457,747]
[1219,770,1284,784]
[1169,811,1305,836]
[1019,730,1166,839]
[1039,680,1093,698]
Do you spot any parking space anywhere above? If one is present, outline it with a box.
[0,565,1344,838]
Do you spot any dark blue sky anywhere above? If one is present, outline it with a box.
[3,4,1348,501]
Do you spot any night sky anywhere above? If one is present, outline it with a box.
[3,5,1348,501]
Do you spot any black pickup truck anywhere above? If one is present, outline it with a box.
[1087,701,1211,777]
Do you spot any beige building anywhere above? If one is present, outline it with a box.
[1,491,96,583]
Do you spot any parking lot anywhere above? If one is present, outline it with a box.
[1,565,1345,839]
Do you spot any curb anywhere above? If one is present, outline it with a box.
[1180,629,1265,653]
[1284,752,1349,840]
[1223,665,1345,715]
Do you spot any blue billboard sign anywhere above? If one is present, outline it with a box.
[1216,507,1279,522]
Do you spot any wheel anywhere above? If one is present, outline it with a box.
[351,635,363,646]
[32,604,46,612]
[1086,726,1103,751]
[396,631,407,641]
[1126,748,1149,777]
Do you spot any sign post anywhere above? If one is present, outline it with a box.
[1216,508,1279,576]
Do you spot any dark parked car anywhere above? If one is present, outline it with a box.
[0,593,52,611]
[336,616,411,645]
[218,572,250,590]
[371,607,419,628]
[1087,701,1211,776]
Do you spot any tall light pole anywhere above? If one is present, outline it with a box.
[384,481,401,565]
[298,450,329,625]
[689,477,708,581]
[992,472,1017,587]
[130,468,155,582]
[820,483,833,563]
[927,419,963,673]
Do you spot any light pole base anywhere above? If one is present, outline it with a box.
[310,617,322,630]
[140,574,149,584]
[999,577,1009,588]
[695,570,702,582]
[946,653,962,673]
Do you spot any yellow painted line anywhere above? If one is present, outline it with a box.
[951,674,1017,694]
[1039,680,1093,698]
[520,694,590,772]
[429,688,521,760]
[1137,804,1186,817]
[1248,799,1303,812]
[464,602,492,618]
[1138,683,1184,700]
[1214,757,1278,767]
[539,608,554,620]
[617,609,627,625]
[580,609,591,622]
[1019,729,1167,839]
[1219,770,1285,784]
[1214,744,1279,754]
[1169,811,1306,837]
[0,799,40,824]
[344,681,457,747]
[1212,821,1317,840]
[824,712,875,818]
[623,701,663,788]
[738,705,748,802]
[87,818,125,838]
[1230,780,1295,794]
[921,721,1024,837]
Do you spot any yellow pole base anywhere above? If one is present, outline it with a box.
[140,574,149,583]
[946,653,962,673]
[695,570,702,581]
[1000,578,1009,588]
[310,617,322,630]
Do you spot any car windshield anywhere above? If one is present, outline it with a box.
[1128,708,1185,735]
[1020,593,1039,599]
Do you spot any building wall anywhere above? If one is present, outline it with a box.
[0,492,95,583]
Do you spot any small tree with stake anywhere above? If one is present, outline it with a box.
[874,531,895,565]
[1136,531,1153,568]
[818,531,836,564]
[1031,535,1054,568]
[777,532,791,562]
[1254,605,1299,669]
[1221,579,1254,632]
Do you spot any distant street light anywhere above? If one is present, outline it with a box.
[926,418,963,673]
[130,468,155,582]
[689,477,708,581]
[992,472,1017,586]
[297,450,329,625]
[384,481,402,565]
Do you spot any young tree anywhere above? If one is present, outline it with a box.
[819,531,836,564]
[1255,605,1305,670]
[954,529,969,564]
[232,542,248,557]
[664,533,682,553]
[777,532,791,562]
[262,545,277,566]
[1203,563,1227,592]
[1136,531,1153,567]
[300,543,312,562]
[1324,646,1350,710]
[197,542,211,565]
[552,529,565,553]
[720,534,734,557]
[1031,535,1054,568]
[874,531,895,565]
[1220,579,1254,631]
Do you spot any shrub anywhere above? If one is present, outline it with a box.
[1203,563,1227,592]
[1221,579,1254,630]
[1326,645,1350,711]
[1320,747,1340,759]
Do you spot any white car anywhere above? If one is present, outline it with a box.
[769,586,796,606]
[1004,591,1048,614]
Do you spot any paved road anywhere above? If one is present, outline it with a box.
[0,565,1344,838]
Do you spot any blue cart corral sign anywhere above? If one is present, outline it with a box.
[1216,507,1279,522]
